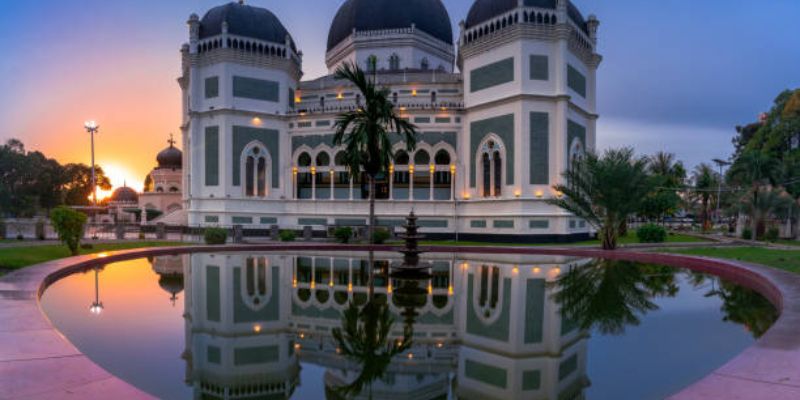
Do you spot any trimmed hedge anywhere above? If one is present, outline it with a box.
[636,224,667,243]
[204,228,228,245]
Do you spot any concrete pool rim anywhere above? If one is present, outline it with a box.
[1,244,798,399]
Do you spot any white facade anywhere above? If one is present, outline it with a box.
[180,0,602,241]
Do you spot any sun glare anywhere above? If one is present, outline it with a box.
[92,163,142,201]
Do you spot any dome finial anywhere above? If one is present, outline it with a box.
[168,133,175,148]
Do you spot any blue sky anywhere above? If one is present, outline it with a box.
[0,0,798,184]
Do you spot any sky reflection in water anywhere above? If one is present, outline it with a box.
[40,252,776,400]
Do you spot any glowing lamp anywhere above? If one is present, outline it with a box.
[253,324,262,333]
[429,164,435,173]
[409,164,415,173]
[512,266,519,274]
[514,190,521,198]
[407,353,414,359]
[532,267,541,274]
[336,92,343,100]
[251,117,262,126]
[411,89,418,96]
[535,190,544,198]
[450,164,456,174]
[89,303,103,315]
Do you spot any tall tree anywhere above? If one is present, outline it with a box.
[333,62,417,246]
[640,152,686,221]
[61,163,112,206]
[728,150,780,238]
[691,163,720,232]
[547,148,651,250]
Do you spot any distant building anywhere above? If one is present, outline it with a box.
[179,0,602,241]
[139,136,185,223]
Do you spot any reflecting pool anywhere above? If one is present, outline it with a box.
[39,251,777,400]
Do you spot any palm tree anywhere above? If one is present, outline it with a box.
[691,163,719,232]
[729,150,780,238]
[548,148,651,250]
[648,151,687,187]
[705,280,779,338]
[641,152,686,222]
[333,62,418,247]
[737,185,795,239]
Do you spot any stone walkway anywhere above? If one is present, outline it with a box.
[0,244,798,399]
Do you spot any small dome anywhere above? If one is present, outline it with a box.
[200,1,297,52]
[157,144,182,170]
[158,274,185,296]
[465,0,588,33]
[110,186,138,203]
[327,0,453,51]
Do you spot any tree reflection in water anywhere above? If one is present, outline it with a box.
[705,280,778,338]
[553,259,778,338]
[330,252,425,399]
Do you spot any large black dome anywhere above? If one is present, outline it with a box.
[200,2,296,52]
[157,144,182,170]
[465,0,587,32]
[327,0,453,51]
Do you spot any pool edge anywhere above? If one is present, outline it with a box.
[0,244,797,399]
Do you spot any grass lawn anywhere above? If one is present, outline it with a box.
[418,232,707,247]
[663,246,800,275]
[0,241,185,272]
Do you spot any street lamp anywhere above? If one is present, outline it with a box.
[712,158,732,224]
[84,121,99,219]
[89,267,104,315]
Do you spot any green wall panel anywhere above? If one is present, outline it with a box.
[233,76,279,102]
[233,267,280,323]
[233,345,279,366]
[493,220,515,229]
[414,117,431,124]
[206,266,220,322]
[299,218,327,226]
[567,65,587,98]
[232,126,280,188]
[335,219,367,226]
[204,215,219,223]
[291,134,336,153]
[377,219,404,227]
[232,216,253,225]
[207,346,221,364]
[205,76,219,99]
[205,126,219,186]
[315,120,331,127]
[529,220,550,229]
[419,220,448,228]
[471,57,515,92]
[524,279,546,343]
[470,114,515,187]
[260,217,278,224]
[567,120,587,164]
[529,55,549,81]
[465,359,508,388]
[470,220,487,228]
[466,275,511,341]
[530,112,550,185]
[435,117,451,123]
[522,370,542,391]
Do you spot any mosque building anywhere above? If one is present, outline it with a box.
[179,0,602,241]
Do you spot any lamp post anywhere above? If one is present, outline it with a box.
[712,158,731,224]
[84,121,100,220]
[89,267,103,315]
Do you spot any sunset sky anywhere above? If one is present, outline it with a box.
[1,0,799,194]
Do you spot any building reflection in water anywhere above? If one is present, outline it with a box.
[164,252,601,400]
[140,252,779,399]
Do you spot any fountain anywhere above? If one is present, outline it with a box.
[391,211,431,278]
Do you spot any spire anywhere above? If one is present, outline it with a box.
[168,133,176,147]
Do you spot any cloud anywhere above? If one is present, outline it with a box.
[597,117,736,169]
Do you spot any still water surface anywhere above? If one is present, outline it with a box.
[40,251,777,400]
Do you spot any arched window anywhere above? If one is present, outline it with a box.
[431,91,437,104]
[243,144,268,197]
[392,92,398,104]
[243,257,268,310]
[393,150,410,200]
[421,58,429,70]
[316,151,331,199]
[479,139,504,198]
[297,152,313,199]
[478,266,501,312]
[366,55,377,73]
[389,54,400,71]
[413,150,431,200]
[433,150,453,200]
[169,187,179,193]
[320,96,325,109]
[334,151,350,199]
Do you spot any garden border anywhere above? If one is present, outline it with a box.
[0,244,798,399]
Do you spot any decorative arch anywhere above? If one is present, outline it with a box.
[476,134,507,198]
[240,257,269,311]
[240,141,271,198]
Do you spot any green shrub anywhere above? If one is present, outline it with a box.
[765,227,780,242]
[372,228,391,244]
[50,206,88,255]
[279,230,296,242]
[204,227,228,245]
[0,219,5,239]
[81,243,93,250]
[334,227,353,244]
[742,227,753,240]
[636,224,667,243]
